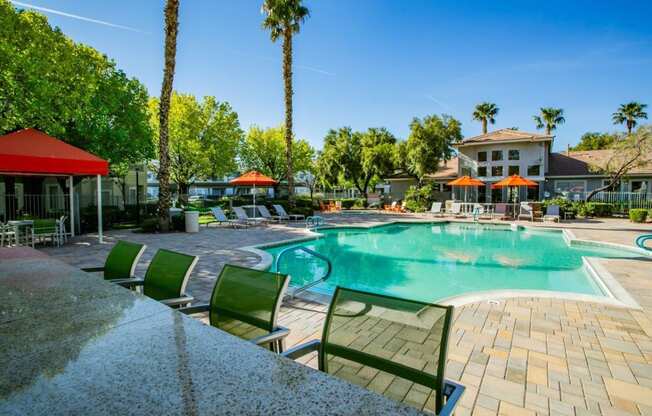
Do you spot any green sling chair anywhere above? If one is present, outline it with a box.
[115,249,198,308]
[282,287,464,415]
[180,264,290,353]
[82,240,147,280]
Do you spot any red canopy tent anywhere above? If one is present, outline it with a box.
[0,128,109,242]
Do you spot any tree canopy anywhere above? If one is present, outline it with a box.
[612,102,648,135]
[472,102,499,134]
[533,107,565,135]
[397,114,461,185]
[0,1,153,170]
[570,132,619,151]
[148,92,242,200]
[238,125,314,182]
[319,127,396,199]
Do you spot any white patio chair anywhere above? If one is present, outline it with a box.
[428,202,443,217]
[233,207,266,226]
[208,207,247,228]
[273,204,305,221]
[257,206,282,223]
[543,205,561,222]
[518,203,534,221]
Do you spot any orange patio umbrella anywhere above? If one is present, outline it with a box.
[447,176,485,202]
[491,174,537,203]
[230,171,277,211]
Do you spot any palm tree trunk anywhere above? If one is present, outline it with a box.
[283,27,295,206]
[546,125,551,135]
[627,120,633,135]
[482,119,487,134]
[157,0,180,232]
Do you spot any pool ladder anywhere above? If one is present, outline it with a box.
[275,246,332,299]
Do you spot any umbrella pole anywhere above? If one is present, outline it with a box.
[253,183,256,217]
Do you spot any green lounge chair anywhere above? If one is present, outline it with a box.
[82,240,147,280]
[180,264,290,352]
[283,287,464,415]
[115,249,198,308]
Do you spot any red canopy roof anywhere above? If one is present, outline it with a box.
[229,170,277,186]
[0,128,108,176]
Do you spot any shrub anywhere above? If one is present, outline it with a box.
[629,209,648,223]
[339,199,357,209]
[140,218,159,233]
[404,183,435,213]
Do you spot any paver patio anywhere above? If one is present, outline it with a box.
[41,213,652,415]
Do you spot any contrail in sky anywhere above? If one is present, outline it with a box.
[10,1,149,34]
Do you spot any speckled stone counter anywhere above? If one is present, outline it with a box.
[0,248,423,415]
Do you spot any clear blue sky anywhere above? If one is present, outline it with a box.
[11,0,652,151]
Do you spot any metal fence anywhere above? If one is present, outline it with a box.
[0,194,72,222]
[565,191,652,209]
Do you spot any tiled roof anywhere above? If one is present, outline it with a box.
[386,157,459,180]
[548,150,652,176]
[456,129,553,146]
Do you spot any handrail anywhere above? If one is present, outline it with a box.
[275,246,332,299]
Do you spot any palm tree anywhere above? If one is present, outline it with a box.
[533,107,565,135]
[157,0,180,232]
[261,0,309,205]
[472,102,499,134]
[612,102,648,135]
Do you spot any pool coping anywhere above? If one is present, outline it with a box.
[239,219,648,310]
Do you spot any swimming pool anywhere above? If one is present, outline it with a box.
[263,222,638,303]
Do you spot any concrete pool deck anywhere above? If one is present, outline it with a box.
[41,214,652,415]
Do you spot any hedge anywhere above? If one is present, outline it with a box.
[629,209,648,223]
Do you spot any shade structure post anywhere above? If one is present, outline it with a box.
[68,176,75,237]
[97,174,103,243]
[253,183,257,216]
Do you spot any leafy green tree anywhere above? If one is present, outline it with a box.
[156,0,180,231]
[0,1,153,170]
[570,132,619,151]
[261,0,310,204]
[149,93,242,204]
[319,127,396,201]
[533,107,565,135]
[612,102,648,135]
[398,115,461,186]
[238,125,314,182]
[472,102,499,134]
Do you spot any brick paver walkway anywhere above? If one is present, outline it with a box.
[41,214,652,415]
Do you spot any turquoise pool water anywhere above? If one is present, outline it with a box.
[265,222,637,303]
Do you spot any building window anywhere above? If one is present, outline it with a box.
[631,180,648,193]
[491,166,503,177]
[508,150,520,160]
[477,166,487,177]
[477,151,487,162]
[527,165,540,176]
[461,167,471,177]
[508,165,520,175]
[491,150,503,161]
[554,180,585,194]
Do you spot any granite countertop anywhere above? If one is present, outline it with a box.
[0,248,424,415]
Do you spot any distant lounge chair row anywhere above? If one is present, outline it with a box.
[205,205,305,228]
[85,240,464,415]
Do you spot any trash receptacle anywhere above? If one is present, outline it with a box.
[185,210,199,233]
